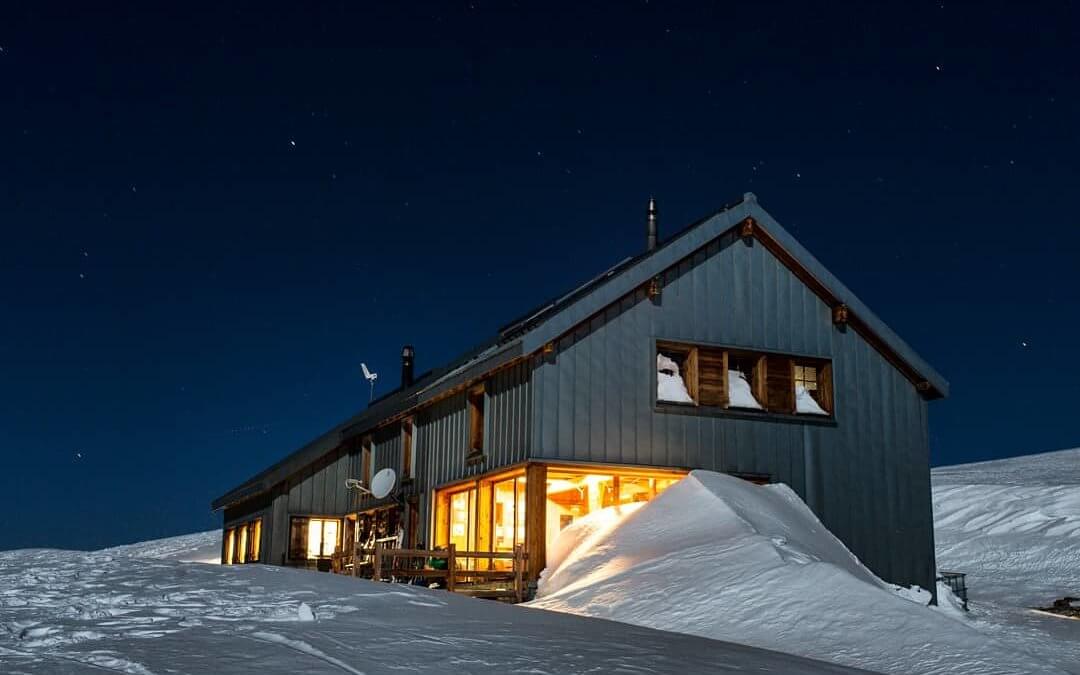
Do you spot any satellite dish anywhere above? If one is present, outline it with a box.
[370,468,397,499]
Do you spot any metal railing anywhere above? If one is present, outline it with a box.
[938,571,968,610]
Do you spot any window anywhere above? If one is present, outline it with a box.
[224,528,235,564]
[467,384,485,456]
[793,360,833,415]
[656,341,832,418]
[401,418,414,480]
[361,437,372,487]
[656,342,698,403]
[289,516,341,561]
[222,518,262,564]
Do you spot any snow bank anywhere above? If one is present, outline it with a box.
[103,529,221,563]
[933,448,1080,670]
[0,531,860,674]
[530,470,1063,675]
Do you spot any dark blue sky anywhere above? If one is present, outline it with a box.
[3,2,1078,550]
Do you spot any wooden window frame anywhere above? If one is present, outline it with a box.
[467,383,485,460]
[656,341,701,404]
[655,339,833,420]
[361,436,372,487]
[288,515,342,562]
[792,358,834,415]
[401,418,414,482]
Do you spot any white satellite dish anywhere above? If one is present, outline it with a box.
[361,363,378,402]
[344,468,396,499]
[370,467,396,500]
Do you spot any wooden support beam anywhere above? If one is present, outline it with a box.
[525,463,547,582]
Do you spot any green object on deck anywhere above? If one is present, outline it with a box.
[429,556,448,570]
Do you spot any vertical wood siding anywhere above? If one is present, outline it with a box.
[528,231,936,592]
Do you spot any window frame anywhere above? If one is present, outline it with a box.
[401,417,414,482]
[288,515,343,562]
[653,339,836,424]
[466,383,486,460]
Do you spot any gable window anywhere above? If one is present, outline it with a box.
[656,342,698,403]
[467,383,485,458]
[656,341,832,419]
[289,516,341,561]
[794,360,833,415]
[401,418,414,480]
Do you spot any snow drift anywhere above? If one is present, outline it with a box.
[530,470,1064,675]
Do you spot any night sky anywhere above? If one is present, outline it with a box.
[3,2,1078,551]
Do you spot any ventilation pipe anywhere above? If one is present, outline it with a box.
[646,197,658,251]
[401,345,415,387]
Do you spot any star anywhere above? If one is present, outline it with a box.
[290,139,296,147]
[1020,340,1029,348]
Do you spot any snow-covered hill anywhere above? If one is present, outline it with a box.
[0,536,860,673]
[529,470,1063,675]
[933,448,1080,672]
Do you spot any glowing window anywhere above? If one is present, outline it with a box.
[237,525,248,563]
[224,528,235,565]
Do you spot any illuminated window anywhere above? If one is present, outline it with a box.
[224,528,235,565]
[794,364,817,392]
[545,469,685,559]
[249,519,262,562]
[289,517,341,560]
[237,525,248,563]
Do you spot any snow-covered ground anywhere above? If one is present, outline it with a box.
[0,533,861,673]
[933,447,1080,673]
[529,470,1068,675]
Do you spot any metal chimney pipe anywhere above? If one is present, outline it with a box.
[401,345,415,387]
[646,197,658,251]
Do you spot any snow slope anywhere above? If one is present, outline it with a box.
[0,535,861,674]
[530,470,1063,675]
[933,448,1080,672]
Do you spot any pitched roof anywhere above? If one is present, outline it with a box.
[211,193,948,511]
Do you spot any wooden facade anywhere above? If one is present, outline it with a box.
[213,193,947,597]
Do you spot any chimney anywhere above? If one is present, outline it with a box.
[401,345,415,387]
[646,197,658,251]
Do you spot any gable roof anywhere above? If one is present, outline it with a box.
[212,193,948,511]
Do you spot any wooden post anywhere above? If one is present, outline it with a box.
[446,544,456,593]
[514,544,524,603]
[351,542,357,577]
[525,463,547,583]
[373,545,382,582]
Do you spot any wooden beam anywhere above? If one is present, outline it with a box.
[525,463,547,582]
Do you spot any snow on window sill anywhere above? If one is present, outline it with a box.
[655,402,837,426]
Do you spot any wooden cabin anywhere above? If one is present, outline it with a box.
[212,193,948,597]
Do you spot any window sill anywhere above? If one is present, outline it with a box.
[655,402,837,427]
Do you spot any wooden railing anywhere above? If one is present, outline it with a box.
[338,542,529,603]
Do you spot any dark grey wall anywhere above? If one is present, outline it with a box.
[222,359,534,562]
[528,231,936,592]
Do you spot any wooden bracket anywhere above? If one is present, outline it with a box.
[542,341,555,355]
[916,381,932,393]
[832,304,850,326]
[739,217,755,238]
